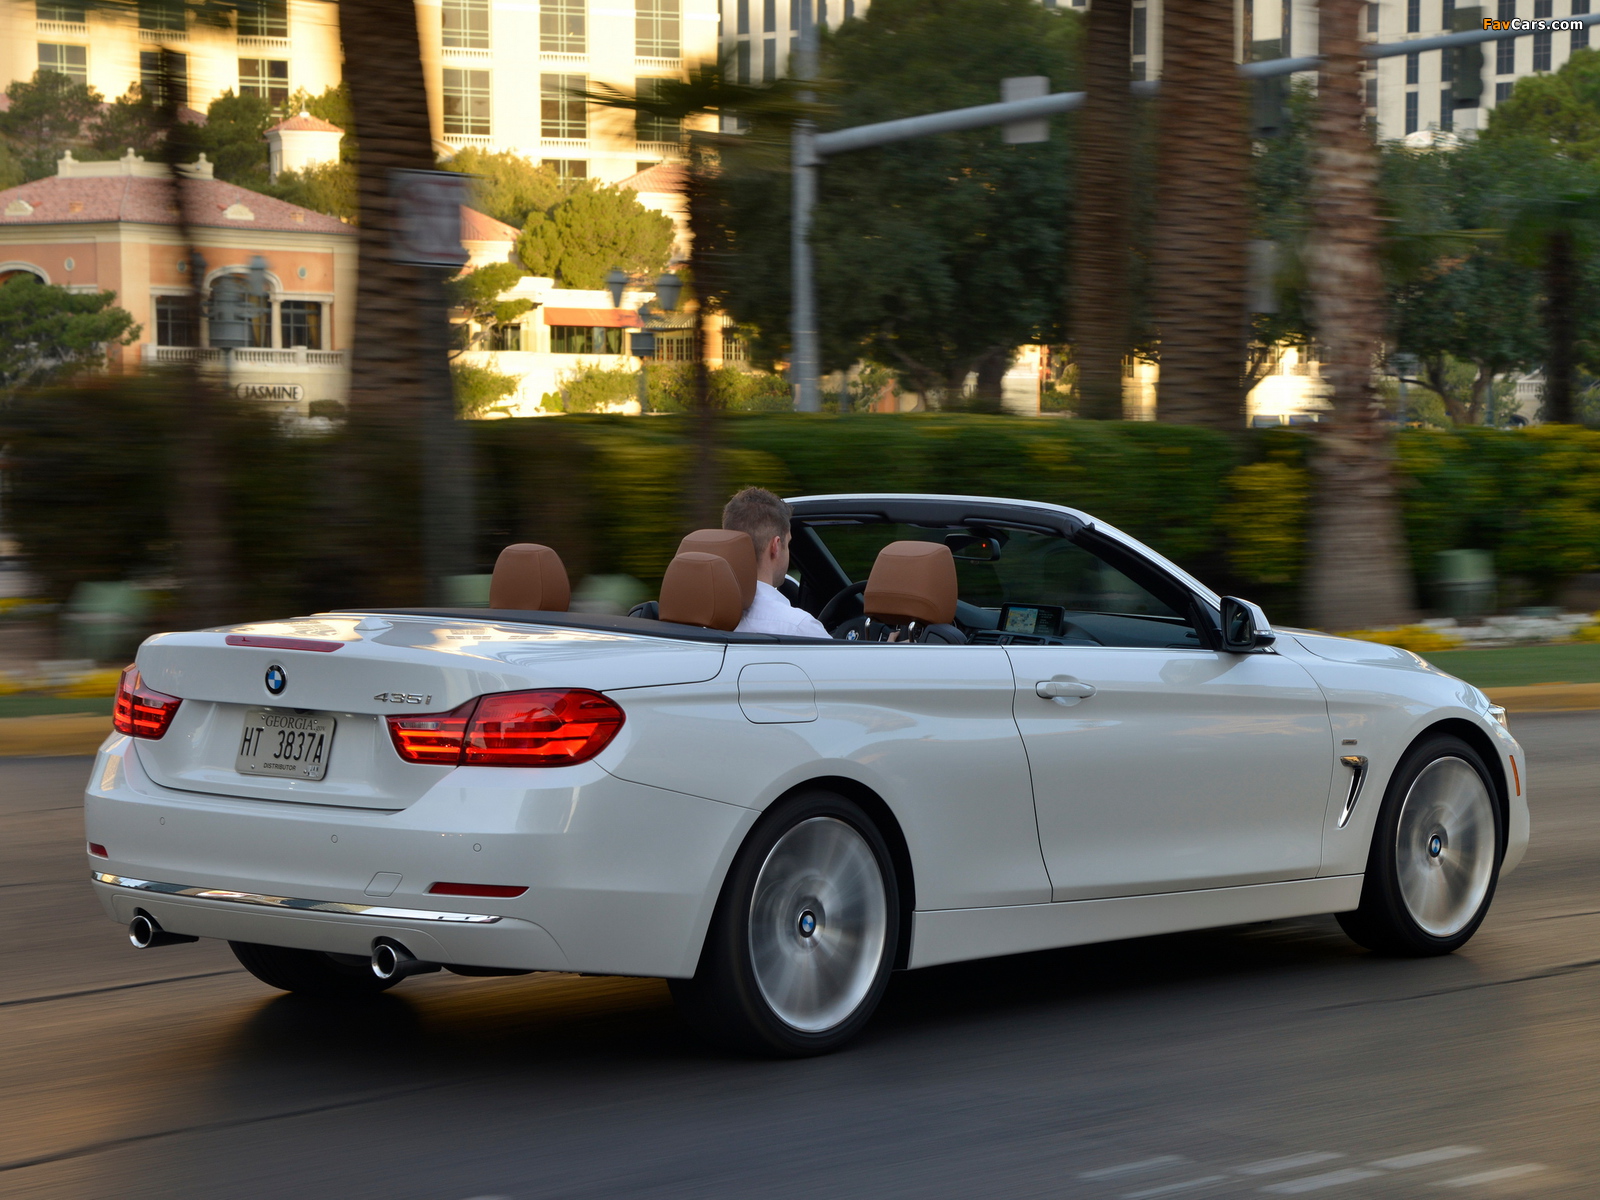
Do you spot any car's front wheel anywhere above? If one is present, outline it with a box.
[230,941,398,997]
[1337,734,1503,956]
[671,791,900,1057]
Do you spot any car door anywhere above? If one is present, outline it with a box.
[1000,538,1334,901]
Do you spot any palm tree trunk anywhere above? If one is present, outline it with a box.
[1072,0,1134,421]
[1544,229,1576,424]
[1152,0,1251,429]
[334,0,462,604]
[1303,0,1415,630]
[684,136,720,530]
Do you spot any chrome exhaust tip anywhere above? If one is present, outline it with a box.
[128,912,198,949]
[371,939,440,981]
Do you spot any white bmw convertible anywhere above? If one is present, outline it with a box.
[86,494,1528,1055]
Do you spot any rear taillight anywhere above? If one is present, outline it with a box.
[112,665,182,739]
[386,689,624,768]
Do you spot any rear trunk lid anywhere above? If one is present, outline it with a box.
[132,613,723,809]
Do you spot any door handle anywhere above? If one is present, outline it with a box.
[1036,679,1096,700]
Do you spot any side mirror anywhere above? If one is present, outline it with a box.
[1220,596,1277,652]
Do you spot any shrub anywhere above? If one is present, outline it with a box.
[1338,625,1465,653]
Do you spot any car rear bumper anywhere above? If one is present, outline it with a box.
[85,734,756,978]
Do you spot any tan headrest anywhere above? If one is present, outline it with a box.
[863,540,958,626]
[679,528,758,610]
[658,552,744,631]
[489,543,571,611]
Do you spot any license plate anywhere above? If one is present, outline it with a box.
[236,709,336,780]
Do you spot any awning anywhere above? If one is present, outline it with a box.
[542,307,642,328]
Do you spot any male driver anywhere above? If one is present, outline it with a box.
[722,487,831,638]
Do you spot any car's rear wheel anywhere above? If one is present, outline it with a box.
[230,941,397,997]
[1337,734,1503,956]
[671,791,899,1057]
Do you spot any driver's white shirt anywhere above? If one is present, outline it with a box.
[736,581,830,638]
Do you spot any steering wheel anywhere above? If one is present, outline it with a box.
[818,580,869,631]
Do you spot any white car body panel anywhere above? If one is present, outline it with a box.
[83,493,1531,983]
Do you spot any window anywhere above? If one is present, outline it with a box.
[37,43,86,82]
[736,39,750,83]
[154,296,198,347]
[1496,80,1514,100]
[1133,6,1147,55]
[1366,2,1379,31]
[763,37,775,80]
[238,58,288,109]
[636,0,680,57]
[845,0,855,16]
[139,50,188,104]
[1406,50,1419,83]
[1442,39,1455,78]
[1405,90,1419,133]
[1534,29,1552,67]
[209,277,271,347]
[634,78,681,143]
[236,0,287,37]
[1407,0,1420,29]
[550,326,626,354]
[1497,0,1513,15]
[540,73,585,138]
[1534,0,1552,13]
[737,0,749,34]
[443,0,489,47]
[1577,0,1592,48]
[820,0,829,24]
[138,0,184,32]
[541,158,587,181]
[763,0,776,31]
[540,0,584,53]
[1497,37,1515,72]
[444,68,492,136]
[790,0,799,27]
[656,331,695,361]
[1366,76,1378,105]
[1441,88,1454,129]
[36,1,86,22]
[279,300,322,350]
[490,324,523,350]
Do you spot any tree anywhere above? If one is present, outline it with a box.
[0,275,139,398]
[0,71,103,180]
[268,159,358,221]
[195,90,275,185]
[445,261,533,352]
[1152,0,1252,429]
[1481,47,1600,160]
[1302,0,1415,629]
[88,86,172,160]
[1246,80,1316,397]
[452,361,520,418]
[439,147,572,229]
[516,186,674,288]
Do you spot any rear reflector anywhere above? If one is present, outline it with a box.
[387,689,624,768]
[428,882,528,898]
[225,635,343,652]
[112,665,182,739]
[88,843,107,858]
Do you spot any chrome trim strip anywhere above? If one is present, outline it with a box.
[1337,755,1370,829]
[91,872,503,924]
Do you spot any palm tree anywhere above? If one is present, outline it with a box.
[1302,0,1415,629]
[1151,0,1251,429]
[1506,191,1600,424]
[1071,0,1135,421]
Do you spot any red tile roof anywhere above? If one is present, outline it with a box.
[0,174,351,234]
[267,112,344,133]
[619,163,686,193]
[460,206,519,242]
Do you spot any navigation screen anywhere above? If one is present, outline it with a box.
[1000,604,1064,637]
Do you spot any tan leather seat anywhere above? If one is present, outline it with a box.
[489,543,571,611]
[677,529,758,611]
[863,541,959,627]
[658,552,744,631]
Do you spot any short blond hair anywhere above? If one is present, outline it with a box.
[722,486,791,551]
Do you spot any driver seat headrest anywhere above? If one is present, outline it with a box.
[678,529,758,611]
[658,552,744,631]
[863,541,958,626]
[489,543,571,612]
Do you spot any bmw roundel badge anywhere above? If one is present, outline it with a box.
[265,664,287,695]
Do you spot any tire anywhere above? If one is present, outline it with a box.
[230,941,398,997]
[671,791,900,1057]
[1337,734,1504,956]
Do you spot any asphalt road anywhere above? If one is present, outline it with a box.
[3,713,1597,1200]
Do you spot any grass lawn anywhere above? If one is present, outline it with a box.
[0,696,115,719]
[1422,642,1600,688]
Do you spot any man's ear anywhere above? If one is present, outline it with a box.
[766,534,784,561]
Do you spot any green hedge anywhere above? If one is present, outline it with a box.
[7,386,1600,625]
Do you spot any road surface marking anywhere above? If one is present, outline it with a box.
[1237,1153,1345,1175]
[1436,1164,1545,1187]
[1371,1146,1482,1170]
[1080,1157,1189,1180]
[1122,1176,1229,1198]
[1261,1169,1384,1193]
